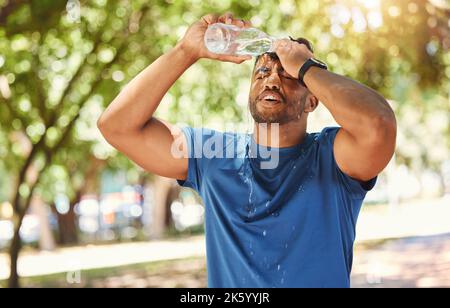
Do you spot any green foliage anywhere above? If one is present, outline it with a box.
[0,0,448,205]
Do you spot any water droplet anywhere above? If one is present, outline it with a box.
[280,278,285,284]
[293,165,296,169]
[250,250,254,256]
[265,201,270,208]
[284,243,289,249]
[263,230,267,237]
[272,211,279,217]
[277,264,281,271]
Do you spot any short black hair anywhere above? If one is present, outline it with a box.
[254,37,314,69]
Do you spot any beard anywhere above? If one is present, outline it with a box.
[249,93,307,125]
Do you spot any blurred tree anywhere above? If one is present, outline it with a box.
[0,0,448,287]
[0,0,156,288]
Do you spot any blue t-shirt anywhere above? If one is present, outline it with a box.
[177,126,376,288]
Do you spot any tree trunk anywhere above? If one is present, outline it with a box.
[8,224,22,288]
[150,175,174,239]
[54,158,103,245]
[55,192,80,245]
[34,197,55,251]
[56,203,78,245]
[165,183,180,228]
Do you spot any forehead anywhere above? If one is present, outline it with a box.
[255,53,282,68]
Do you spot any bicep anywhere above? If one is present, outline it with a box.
[106,117,188,180]
[334,127,395,182]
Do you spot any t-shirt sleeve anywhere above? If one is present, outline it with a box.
[176,126,209,192]
[321,126,377,199]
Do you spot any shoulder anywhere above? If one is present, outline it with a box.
[312,126,341,143]
[307,126,341,154]
[311,126,377,198]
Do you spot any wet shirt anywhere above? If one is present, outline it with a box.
[177,126,376,288]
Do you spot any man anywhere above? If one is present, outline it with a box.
[97,13,396,288]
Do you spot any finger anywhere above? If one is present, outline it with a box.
[218,13,247,29]
[243,19,252,28]
[273,39,291,52]
[220,54,252,64]
[234,18,246,28]
[274,38,290,48]
[226,17,247,28]
[218,12,234,24]
[201,13,219,25]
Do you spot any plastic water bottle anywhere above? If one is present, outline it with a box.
[204,23,276,57]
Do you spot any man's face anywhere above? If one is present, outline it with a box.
[249,53,309,124]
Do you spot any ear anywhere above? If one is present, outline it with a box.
[304,93,318,113]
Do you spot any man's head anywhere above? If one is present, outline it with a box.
[248,37,319,125]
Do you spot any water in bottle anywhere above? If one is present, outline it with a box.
[204,23,276,57]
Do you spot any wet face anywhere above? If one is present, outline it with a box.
[249,53,310,124]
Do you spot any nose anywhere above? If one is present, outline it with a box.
[264,71,281,91]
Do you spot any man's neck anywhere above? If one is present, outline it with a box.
[253,121,307,148]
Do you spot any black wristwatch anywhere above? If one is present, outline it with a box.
[298,58,328,87]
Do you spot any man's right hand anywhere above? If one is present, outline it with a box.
[179,12,253,64]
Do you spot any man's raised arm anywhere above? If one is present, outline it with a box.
[274,39,396,182]
[97,13,252,180]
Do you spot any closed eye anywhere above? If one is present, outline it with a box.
[254,66,270,78]
[254,67,295,80]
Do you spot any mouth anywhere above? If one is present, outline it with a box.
[257,90,284,106]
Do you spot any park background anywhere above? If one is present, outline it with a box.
[0,0,449,288]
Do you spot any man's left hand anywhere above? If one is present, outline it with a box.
[272,39,314,79]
